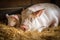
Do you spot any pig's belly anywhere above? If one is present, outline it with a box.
[31,9,59,32]
[35,12,59,32]
[28,12,59,32]
[38,12,54,27]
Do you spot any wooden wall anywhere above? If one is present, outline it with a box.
[0,0,50,8]
[56,0,60,7]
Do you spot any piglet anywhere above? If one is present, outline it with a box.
[6,14,21,28]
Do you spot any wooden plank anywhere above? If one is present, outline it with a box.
[0,0,31,8]
[0,0,50,8]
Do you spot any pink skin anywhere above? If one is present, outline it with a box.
[20,24,29,31]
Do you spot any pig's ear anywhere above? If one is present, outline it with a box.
[33,9,45,17]
[6,14,9,18]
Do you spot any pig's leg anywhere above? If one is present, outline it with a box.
[53,19,58,27]
[52,17,58,27]
[38,26,48,32]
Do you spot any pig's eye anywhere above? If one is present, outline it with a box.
[30,17,33,22]
[29,18,32,22]
[13,20,16,22]
[31,18,32,20]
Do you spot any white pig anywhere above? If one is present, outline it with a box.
[20,3,60,32]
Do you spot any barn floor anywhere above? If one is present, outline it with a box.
[0,24,60,40]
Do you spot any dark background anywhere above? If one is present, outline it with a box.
[0,0,50,8]
[0,0,60,8]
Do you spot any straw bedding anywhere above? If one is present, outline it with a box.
[0,24,60,40]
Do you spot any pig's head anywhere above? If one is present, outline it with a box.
[6,14,19,27]
[20,9,44,31]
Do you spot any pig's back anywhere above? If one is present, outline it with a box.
[28,3,60,20]
[28,3,60,12]
[28,3,60,25]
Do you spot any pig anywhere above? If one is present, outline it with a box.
[20,3,60,32]
[6,14,21,28]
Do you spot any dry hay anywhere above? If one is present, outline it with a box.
[0,24,60,40]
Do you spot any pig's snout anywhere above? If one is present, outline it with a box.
[20,25,28,31]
